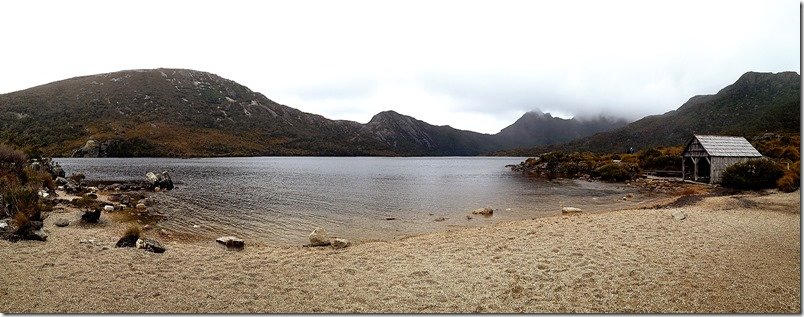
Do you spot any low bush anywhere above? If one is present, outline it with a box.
[721,159,785,190]
[594,163,640,182]
[116,225,142,248]
[777,161,800,193]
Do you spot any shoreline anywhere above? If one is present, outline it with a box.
[0,188,799,313]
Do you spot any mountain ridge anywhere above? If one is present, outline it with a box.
[499,71,801,155]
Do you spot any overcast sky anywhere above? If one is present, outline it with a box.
[0,0,799,134]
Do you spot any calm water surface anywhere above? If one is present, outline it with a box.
[57,157,640,245]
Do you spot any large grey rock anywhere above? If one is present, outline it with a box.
[561,207,583,214]
[672,211,687,220]
[332,238,350,249]
[55,177,68,186]
[145,171,174,191]
[28,229,47,241]
[52,164,65,178]
[136,238,166,253]
[308,228,330,246]
[216,236,245,249]
[471,207,494,216]
[55,218,70,227]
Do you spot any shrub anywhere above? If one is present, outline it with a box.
[721,159,785,190]
[777,161,800,193]
[594,163,639,182]
[637,148,662,163]
[642,155,682,171]
[12,210,31,235]
[116,224,142,248]
[0,144,26,175]
[74,196,100,210]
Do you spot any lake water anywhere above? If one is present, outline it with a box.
[57,157,641,245]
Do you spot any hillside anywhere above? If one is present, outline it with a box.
[499,71,801,155]
[0,69,397,157]
[0,68,628,157]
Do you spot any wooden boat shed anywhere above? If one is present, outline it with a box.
[681,135,763,184]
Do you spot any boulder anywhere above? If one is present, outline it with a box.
[55,218,70,227]
[81,208,101,223]
[27,229,47,241]
[136,238,166,253]
[308,228,330,246]
[55,177,68,186]
[561,207,583,214]
[52,164,65,178]
[116,234,139,248]
[145,171,174,191]
[332,238,350,249]
[103,205,115,212]
[0,221,8,231]
[471,207,494,216]
[216,236,245,249]
[136,203,147,210]
[64,180,81,194]
[120,195,131,206]
[672,211,686,220]
[30,221,43,230]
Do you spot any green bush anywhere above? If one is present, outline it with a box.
[721,159,785,190]
[594,163,639,182]
[642,155,682,171]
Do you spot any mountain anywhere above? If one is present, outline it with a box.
[492,111,628,148]
[365,111,499,156]
[0,68,628,157]
[0,69,397,156]
[499,71,800,155]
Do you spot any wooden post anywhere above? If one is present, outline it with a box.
[681,157,685,181]
[692,157,699,182]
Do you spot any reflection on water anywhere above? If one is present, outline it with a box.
[58,157,639,245]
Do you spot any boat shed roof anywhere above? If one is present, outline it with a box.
[692,135,763,157]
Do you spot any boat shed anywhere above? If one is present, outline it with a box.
[681,135,763,184]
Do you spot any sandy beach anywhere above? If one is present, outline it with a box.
[0,189,799,313]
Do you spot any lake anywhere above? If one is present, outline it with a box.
[57,157,640,245]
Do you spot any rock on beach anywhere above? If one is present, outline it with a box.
[308,228,331,247]
[216,236,245,250]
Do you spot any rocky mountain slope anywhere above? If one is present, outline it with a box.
[500,71,801,155]
[0,68,628,157]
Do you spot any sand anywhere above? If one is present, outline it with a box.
[0,190,799,313]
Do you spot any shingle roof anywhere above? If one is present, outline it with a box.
[694,135,763,157]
